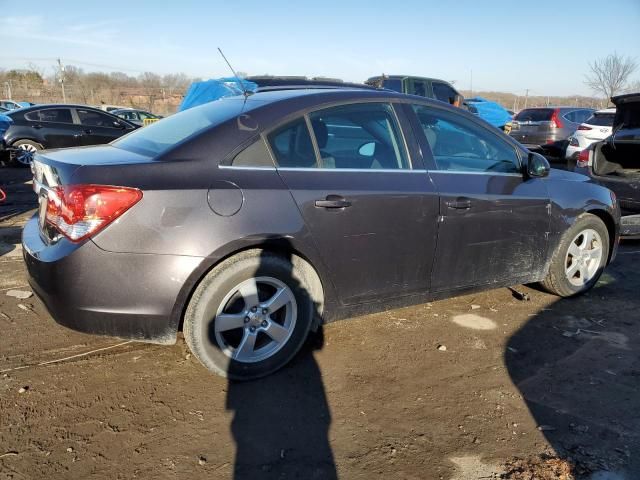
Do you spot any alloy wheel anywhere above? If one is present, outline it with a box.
[14,143,39,165]
[213,276,297,363]
[564,228,603,287]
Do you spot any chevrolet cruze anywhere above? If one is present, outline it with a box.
[23,88,619,380]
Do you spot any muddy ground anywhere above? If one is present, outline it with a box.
[1,167,639,480]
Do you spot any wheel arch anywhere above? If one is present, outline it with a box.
[170,238,330,339]
[584,208,617,264]
[8,137,44,148]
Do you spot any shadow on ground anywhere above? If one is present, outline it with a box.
[506,241,640,477]
[226,329,336,480]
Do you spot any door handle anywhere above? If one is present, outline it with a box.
[446,197,472,209]
[83,129,93,134]
[315,195,351,209]
[32,124,43,129]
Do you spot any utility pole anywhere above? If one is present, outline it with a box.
[524,89,529,109]
[57,58,66,103]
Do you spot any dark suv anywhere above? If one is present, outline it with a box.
[23,88,619,380]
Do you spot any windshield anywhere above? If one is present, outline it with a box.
[112,97,250,157]
[514,108,553,122]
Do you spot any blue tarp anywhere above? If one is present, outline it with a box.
[179,77,258,111]
[466,97,512,128]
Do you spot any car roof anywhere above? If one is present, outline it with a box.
[594,108,616,115]
[6,104,115,115]
[9,103,110,110]
[367,75,446,83]
[611,92,640,105]
[519,106,593,110]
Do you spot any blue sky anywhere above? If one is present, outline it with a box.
[1,0,639,96]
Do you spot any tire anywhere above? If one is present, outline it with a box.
[9,139,43,167]
[183,250,319,380]
[540,214,609,297]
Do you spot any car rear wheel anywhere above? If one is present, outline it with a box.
[10,139,43,167]
[183,250,319,380]
[540,214,609,297]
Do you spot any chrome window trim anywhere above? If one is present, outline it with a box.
[426,170,524,177]
[219,165,276,171]
[275,167,425,173]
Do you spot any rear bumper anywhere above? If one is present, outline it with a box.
[22,215,203,344]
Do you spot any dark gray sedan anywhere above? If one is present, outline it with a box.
[23,88,619,380]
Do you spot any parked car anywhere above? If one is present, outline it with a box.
[367,75,513,132]
[366,75,464,106]
[23,88,619,380]
[0,100,23,110]
[0,106,9,113]
[572,93,640,237]
[565,108,616,161]
[0,104,137,166]
[111,108,163,127]
[510,107,594,157]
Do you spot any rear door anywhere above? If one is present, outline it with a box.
[75,108,129,145]
[23,108,82,148]
[408,103,550,290]
[269,102,440,305]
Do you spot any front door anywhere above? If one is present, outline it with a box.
[268,102,440,305]
[75,108,127,145]
[408,104,550,291]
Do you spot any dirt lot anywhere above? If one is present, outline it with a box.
[1,167,639,480]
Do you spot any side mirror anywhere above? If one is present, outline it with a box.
[358,142,376,157]
[526,152,550,178]
[113,120,125,129]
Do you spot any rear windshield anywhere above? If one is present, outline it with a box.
[586,113,615,127]
[514,108,553,122]
[112,98,251,157]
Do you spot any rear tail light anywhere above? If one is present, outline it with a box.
[550,109,564,129]
[45,184,142,242]
[576,149,591,168]
[577,124,592,131]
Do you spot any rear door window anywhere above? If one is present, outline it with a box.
[514,109,553,122]
[232,137,274,167]
[413,104,521,174]
[24,108,73,124]
[308,103,410,170]
[77,109,120,128]
[586,113,615,127]
[267,118,317,168]
[409,79,428,97]
[432,82,458,104]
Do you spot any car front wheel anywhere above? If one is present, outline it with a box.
[183,250,319,380]
[540,214,609,297]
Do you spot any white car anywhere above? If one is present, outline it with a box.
[565,108,615,159]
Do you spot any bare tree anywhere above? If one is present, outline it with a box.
[626,79,640,94]
[585,53,637,102]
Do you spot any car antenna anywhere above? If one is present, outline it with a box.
[217,47,252,98]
